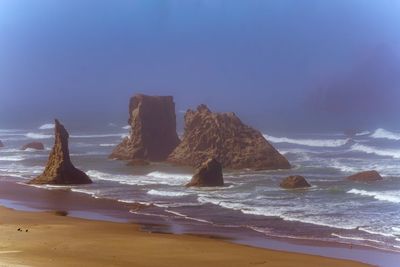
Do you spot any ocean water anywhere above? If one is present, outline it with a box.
[1,124,400,252]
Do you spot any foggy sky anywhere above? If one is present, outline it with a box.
[1,0,399,132]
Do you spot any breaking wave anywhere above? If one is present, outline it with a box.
[38,123,55,130]
[86,170,190,186]
[350,143,400,159]
[355,131,370,136]
[264,134,349,147]
[25,132,52,139]
[147,189,190,197]
[0,155,26,162]
[70,133,127,138]
[347,189,400,204]
[371,128,400,141]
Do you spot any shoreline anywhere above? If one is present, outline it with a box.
[0,179,398,266]
[0,205,371,267]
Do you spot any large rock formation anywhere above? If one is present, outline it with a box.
[186,158,224,187]
[168,105,290,170]
[110,94,180,161]
[29,119,92,185]
[280,175,311,189]
[21,142,45,151]
[346,170,383,182]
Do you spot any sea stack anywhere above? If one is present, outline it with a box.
[186,158,224,187]
[168,105,290,170]
[280,175,311,189]
[29,119,92,185]
[110,94,180,161]
[346,170,383,182]
[21,142,45,151]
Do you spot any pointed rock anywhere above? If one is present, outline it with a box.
[346,170,383,182]
[110,94,180,161]
[280,175,311,189]
[29,119,92,185]
[168,105,290,170]
[186,158,224,187]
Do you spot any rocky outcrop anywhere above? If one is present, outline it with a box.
[346,170,383,182]
[186,158,224,187]
[168,105,290,170]
[110,94,180,161]
[21,142,45,151]
[0,140,3,147]
[29,119,92,185]
[280,175,311,189]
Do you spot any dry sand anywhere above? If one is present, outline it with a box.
[0,206,371,267]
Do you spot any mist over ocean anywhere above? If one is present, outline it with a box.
[1,122,400,253]
[1,1,400,265]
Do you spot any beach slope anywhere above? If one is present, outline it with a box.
[0,206,371,267]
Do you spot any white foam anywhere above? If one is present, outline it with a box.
[371,128,400,140]
[330,160,360,173]
[331,233,384,244]
[99,143,117,147]
[70,133,127,138]
[198,196,357,230]
[264,134,349,147]
[358,227,397,238]
[25,132,52,139]
[165,209,211,223]
[38,123,55,130]
[0,156,26,162]
[86,170,190,186]
[70,188,97,197]
[355,131,371,136]
[0,148,21,153]
[147,189,189,197]
[347,189,400,204]
[146,171,191,181]
[391,227,400,234]
[122,125,130,130]
[350,143,400,159]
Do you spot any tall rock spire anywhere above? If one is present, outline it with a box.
[29,119,92,185]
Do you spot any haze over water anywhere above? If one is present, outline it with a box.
[1,0,400,131]
[1,2,400,266]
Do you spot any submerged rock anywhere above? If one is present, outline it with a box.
[21,142,45,151]
[168,105,290,170]
[186,158,224,187]
[126,159,150,166]
[29,119,92,185]
[346,170,383,182]
[280,175,311,189]
[110,94,180,161]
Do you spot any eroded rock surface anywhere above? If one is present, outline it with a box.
[346,170,383,182]
[280,175,311,189]
[21,142,45,151]
[29,119,92,185]
[186,158,224,187]
[110,94,180,161]
[168,105,290,170]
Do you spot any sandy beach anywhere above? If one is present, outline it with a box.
[0,204,373,267]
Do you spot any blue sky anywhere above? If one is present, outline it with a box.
[0,0,399,131]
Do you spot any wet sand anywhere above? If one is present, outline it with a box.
[0,205,372,267]
[0,179,383,266]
